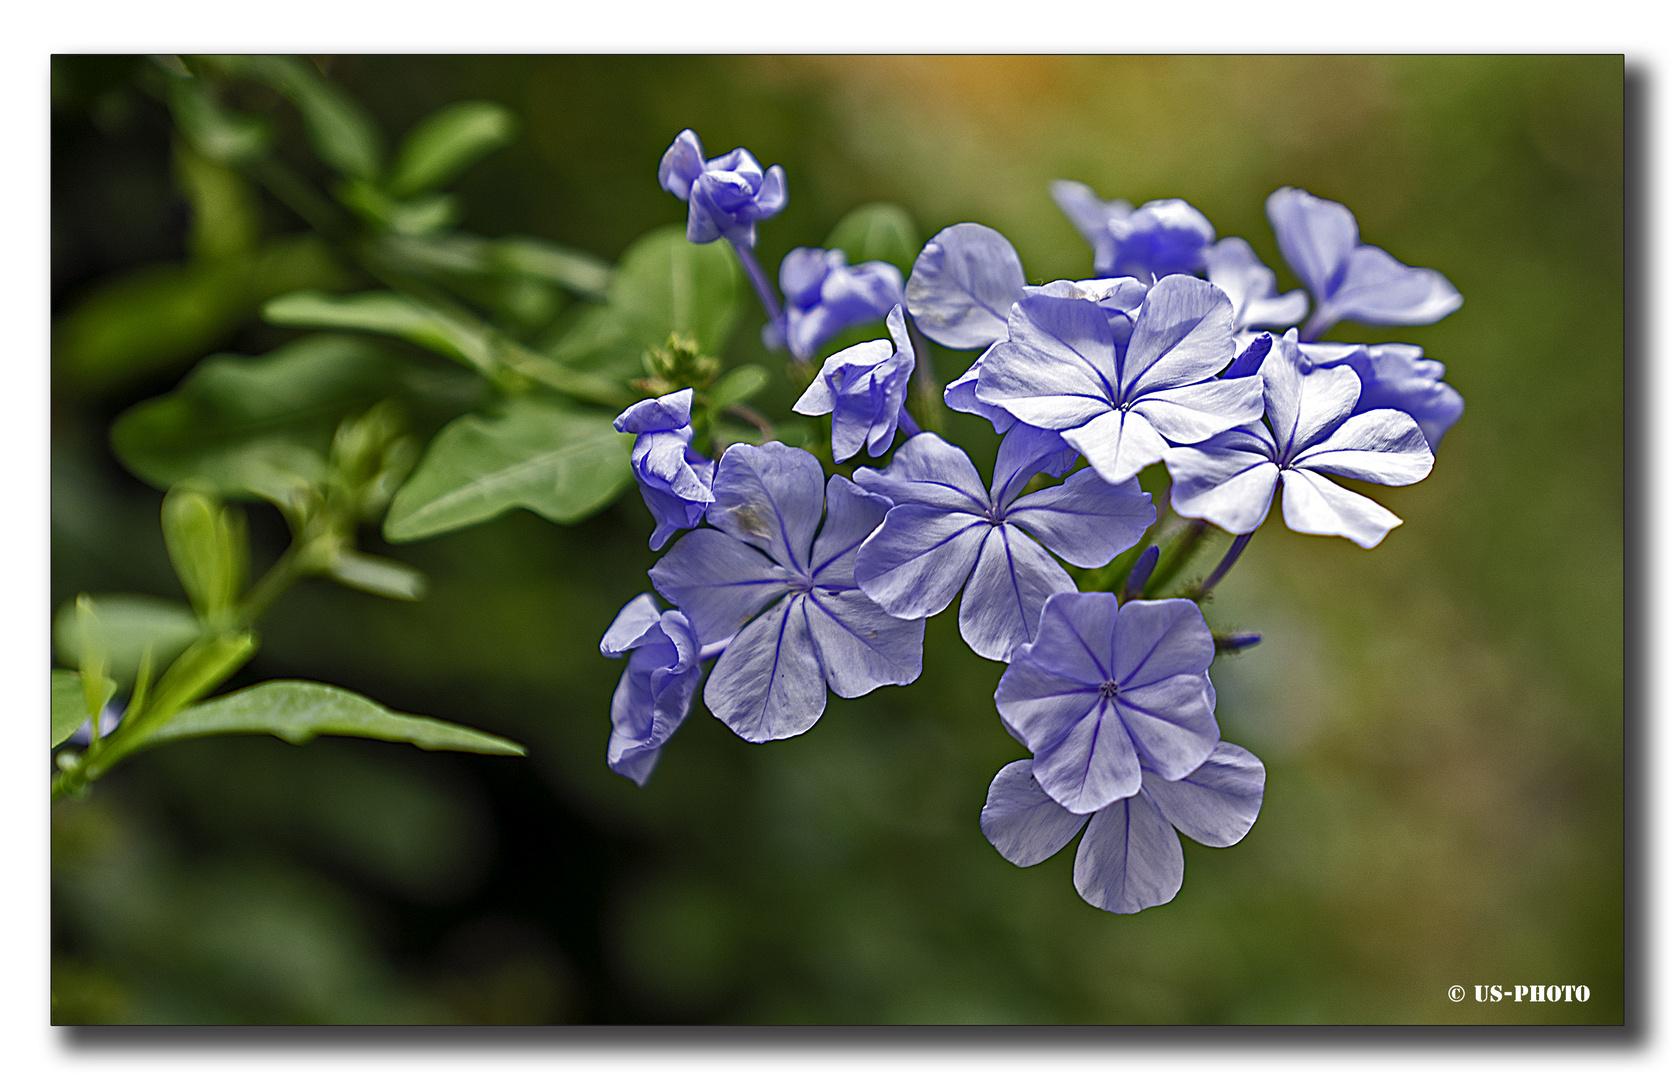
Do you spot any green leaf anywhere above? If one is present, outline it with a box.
[384,396,632,542]
[824,203,921,275]
[169,77,270,165]
[327,551,428,601]
[387,101,517,198]
[52,670,93,749]
[53,595,201,690]
[161,486,249,620]
[336,179,459,236]
[708,364,770,411]
[217,55,383,181]
[175,141,261,260]
[547,225,740,380]
[54,237,349,392]
[490,237,612,298]
[110,334,404,495]
[376,233,612,299]
[143,680,525,755]
[54,262,247,388]
[264,291,494,372]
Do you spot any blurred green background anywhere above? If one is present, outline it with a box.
[50,55,1623,1024]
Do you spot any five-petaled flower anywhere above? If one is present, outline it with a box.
[975,275,1264,486]
[993,592,1219,814]
[792,306,917,462]
[980,742,1264,914]
[854,427,1154,662]
[1164,330,1436,548]
[649,442,925,742]
[658,129,788,248]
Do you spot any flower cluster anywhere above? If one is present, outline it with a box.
[600,130,1464,914]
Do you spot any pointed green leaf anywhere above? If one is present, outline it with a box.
[169,77,271,165]
[175,142,261,261]
[383,397,632,542]
[53,595,202,691]
[388,101,517,198]
[110,334,403,494]
[54,261,248,388]
[327,551,428,601]
[53,670,94,749]
[825,202,921,275]
[708,364,770,411]
[490,236,612,298]
[264,291,494,371]
[143,680,525,755]
[217,55,383,181]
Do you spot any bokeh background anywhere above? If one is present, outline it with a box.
[50,55,1623,1024]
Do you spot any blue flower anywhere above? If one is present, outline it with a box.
[768,247,905,362]
[599,594,705,785]
[1163,330,1435,548]
[993,592,1220,814]
[1205,236,1308,334]
[1052,180,1216,281]
[648,442,925,742]
[792,305,917,462]
[854,427,1154,662]
[979,741,1265,914]
[1266,186,1462,340]
[1295,340,1465,450]
[975,275,1264,485]
[614,389,716,550]
[942,276,1151,436]
[658,129,788,248]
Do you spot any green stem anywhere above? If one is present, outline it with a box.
[1144,520,1210,598]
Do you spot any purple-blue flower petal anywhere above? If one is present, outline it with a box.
[1105,198,1216,281]
[959,525,1076,663]
[600,592,664,656]
[1072,788,1184,914]
[703,594,827,742]
[793,306,916,462]
[850,432,988,513]
[989,423,1077,506]
[648,528,793,646]
[980,759,1090,867]
[1278,467,1404,549]
[1005,470,1154,569]
[1163,427,1282,535]
[905,223,1027,349]
[1267,187,1460,337]
[976,294,1118,429]
[657,130,706,201]
[804,587,925,699]
[704,441,826,572]
[1121,276,1237,398]
[1142,741,1265,848]
[614,388,694,434]
[1206,237,1308,331]
[855,504,988,619]
[808,475,892,589]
